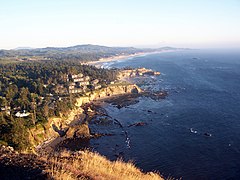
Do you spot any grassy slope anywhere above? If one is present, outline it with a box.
[48,150,163,180]
[0,146,163,180]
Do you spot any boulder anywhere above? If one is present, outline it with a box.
[66,124,90,139]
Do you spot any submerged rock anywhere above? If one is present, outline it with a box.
[204,132,212,137]
[92,133,115,138]
[116,104,123,109]
[128,122,147,127]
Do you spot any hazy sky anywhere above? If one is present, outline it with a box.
[1,0,240,49]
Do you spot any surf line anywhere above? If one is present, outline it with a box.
[114,118,131,149]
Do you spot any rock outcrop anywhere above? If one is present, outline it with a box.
[117,68,161,79]
[28,108,84,151]
[66,124,90,139]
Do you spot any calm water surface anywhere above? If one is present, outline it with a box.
[87,50,240,179]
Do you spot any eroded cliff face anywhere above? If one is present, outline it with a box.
[28,108,84,151]
[29,84,141,152]
[75,84,141,107]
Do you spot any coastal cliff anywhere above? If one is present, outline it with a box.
[75,83,141,107]
[28,108,84,152]
[28,83,142,152]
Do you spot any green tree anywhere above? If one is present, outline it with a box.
[10,118,30,151]
[5,85,18,107]
[18,87,30,109]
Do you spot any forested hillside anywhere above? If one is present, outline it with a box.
[0,60,118,150]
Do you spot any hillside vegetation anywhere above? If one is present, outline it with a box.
[0,145,164,180]
[0,60,117,150]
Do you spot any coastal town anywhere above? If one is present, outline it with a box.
[0,65,160,119]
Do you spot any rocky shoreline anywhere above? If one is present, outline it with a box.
[34,78,168,154]
[34,83,143,154]
[53,89,168,153]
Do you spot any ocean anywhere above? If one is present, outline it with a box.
[80,50,240,179]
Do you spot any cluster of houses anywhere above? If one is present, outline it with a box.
[67,73,101,94]
[52,73,103,94]
[117,68,161,79]
[0,73,104,118]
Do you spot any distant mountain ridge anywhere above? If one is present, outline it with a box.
[14,47,34,50]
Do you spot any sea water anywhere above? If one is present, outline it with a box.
[89,50,240,179]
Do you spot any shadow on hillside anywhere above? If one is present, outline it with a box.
[52,124,66,137]
[0,164,50,180]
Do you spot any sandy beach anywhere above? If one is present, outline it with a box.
[84,51,170,68]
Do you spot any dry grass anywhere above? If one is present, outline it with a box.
[46,150,164,180]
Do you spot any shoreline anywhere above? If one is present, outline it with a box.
[35,83,142,153]
[85,50,175,68]
[85,52,146,67]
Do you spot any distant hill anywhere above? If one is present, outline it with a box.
[14,47,34,50]
[0,44,185,62]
